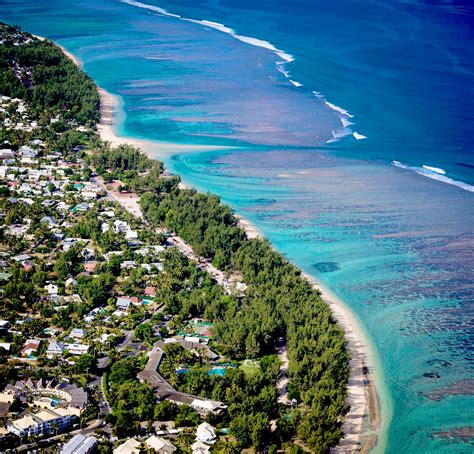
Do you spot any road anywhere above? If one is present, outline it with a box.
[93,175,143,218]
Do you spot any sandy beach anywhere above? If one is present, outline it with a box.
[301,273,384,453]
[59,41,384,453]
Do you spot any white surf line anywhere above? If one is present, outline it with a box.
[120,0,366,142]
[392,161,474,193]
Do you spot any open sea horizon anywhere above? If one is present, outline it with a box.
[1,0,473,452]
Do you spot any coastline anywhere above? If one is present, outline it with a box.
[55,40,232,159]
[301,273,385,453]
[59,41,385,453]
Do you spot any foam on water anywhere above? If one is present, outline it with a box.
[121,0,294,63]
[341,117,354,128]
[324,100,354,118]
[120,0,181,18]
[120,0,367,144]
[422,165,446,175]
[392,161,474,192]
[289,79,303,87]
[327,127,354,143]
[353,132,367,140]
[310,91,367,142]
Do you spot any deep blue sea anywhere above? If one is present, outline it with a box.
[1,0,473,452]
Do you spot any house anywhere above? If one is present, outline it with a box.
[0,342,11,352]
[70,328,86,340]
[84,261,97,273]
[189,397,226,415]
[71,202,89,212]
[46,341,64,358]
[45,283,59,295]
[113,438,141,454]
[64,343,89,356]
[145,435,176,454]
[120,260,136,270]
[114,220,128,233]
[116,297,131,311]
[104,251,123,261]
[102,210,115,218]
[19,145,37,158]
[195,422,217,444]
[65,277,77,288]
[125,230,138,240]
[22,260,35,272]
[40,216,56,227]
[144,286,156,297]
[82,247,95,260]
[191,441,211,454]
[12,253,31,262]
[56,202,71,213]
[20,339,41,357]
[61,434,98,454]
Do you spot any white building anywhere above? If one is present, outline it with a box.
[45,283,59,295]
[69,328,86,340]
[64,343,89,356]
[7,407,77,437]
[61,434,98,454]
[113,438,141,454]
[46,341,64,358]
[191,441,211,454]
[195,422,217,444]
[145,435,176,454]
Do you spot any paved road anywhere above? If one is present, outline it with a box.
[117,329,134,350]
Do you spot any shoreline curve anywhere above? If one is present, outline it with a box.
[59,40,388,453]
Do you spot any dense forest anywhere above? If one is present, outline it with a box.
[0,22,100,125]
[140,187,350,451]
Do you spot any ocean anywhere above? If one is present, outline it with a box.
[1,0,473,452]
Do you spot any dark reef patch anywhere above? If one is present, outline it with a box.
[313,261,341,273]
[423,372,440,379]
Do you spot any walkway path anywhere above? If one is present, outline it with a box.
[276,336,290,405]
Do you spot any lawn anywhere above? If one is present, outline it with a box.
[239,359,260,376]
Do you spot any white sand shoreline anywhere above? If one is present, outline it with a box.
[54,39,233,159]
[58,40,386,453]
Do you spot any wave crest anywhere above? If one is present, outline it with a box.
[392,161,474,192]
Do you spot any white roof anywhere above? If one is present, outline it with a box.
[195,422,217,443]
[191,440,211,454]
[113,438,141,454]
[145,435,176,451]
[0,392,14,403]
[13,415,37,430]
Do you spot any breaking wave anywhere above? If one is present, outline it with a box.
[120,0,366,143]
[392,161,474,192]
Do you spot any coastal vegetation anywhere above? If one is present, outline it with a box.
[0,22,100,126]
[94,145,351,449]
